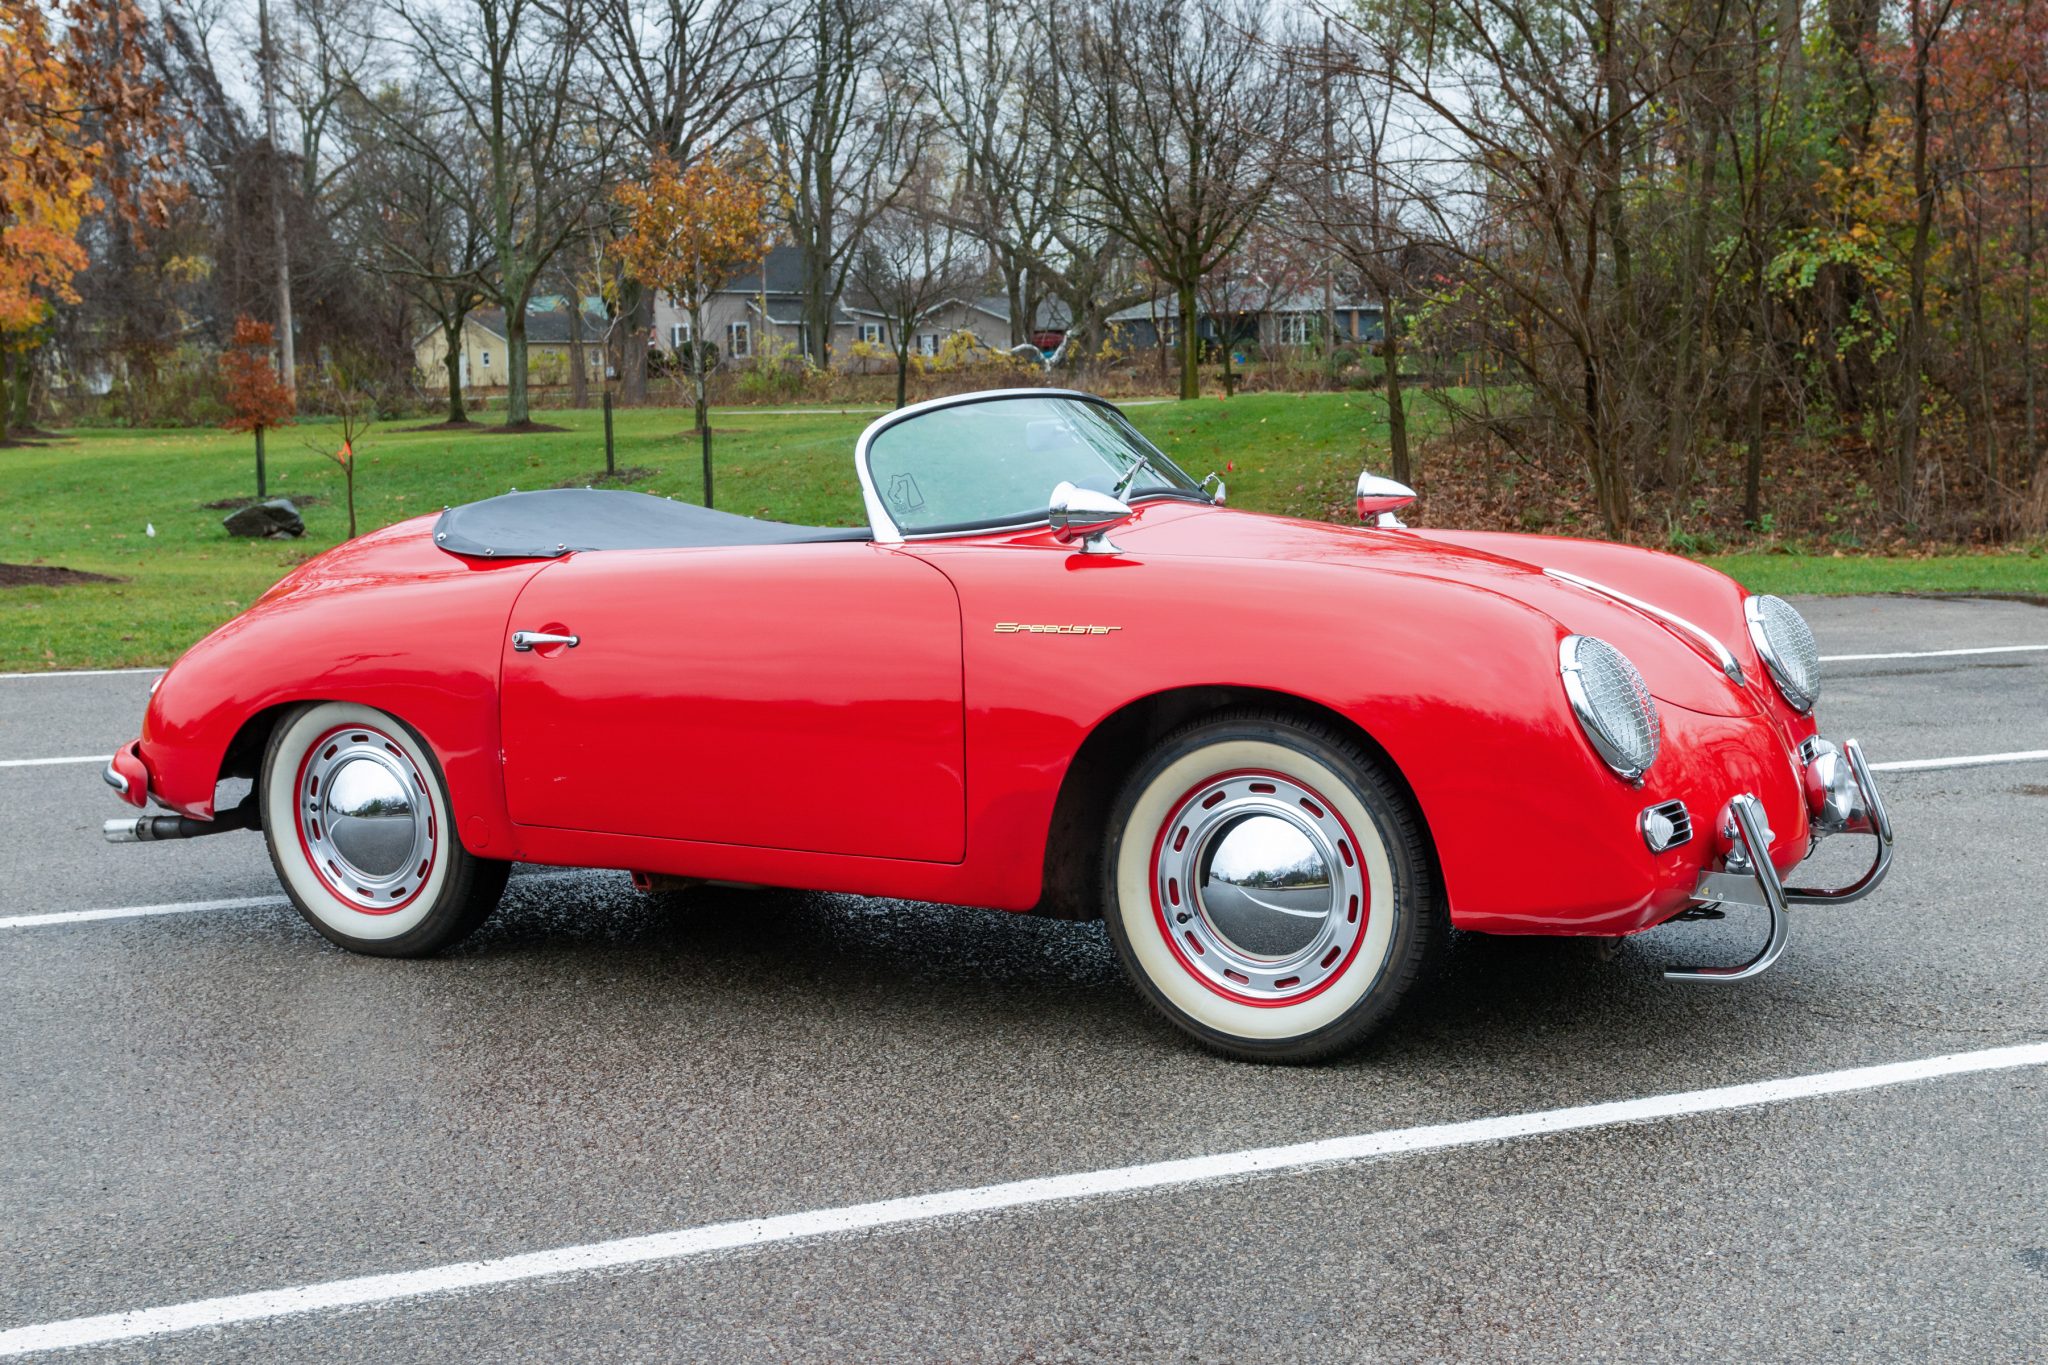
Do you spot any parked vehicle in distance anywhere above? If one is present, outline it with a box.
[104,389,1892,1062]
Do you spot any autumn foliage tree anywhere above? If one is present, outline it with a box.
[220,317,297,497]
[613,156,770,508]
[1,0,171,432]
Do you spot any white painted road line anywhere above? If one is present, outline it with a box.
[2,1041,2040,1357]
[1869,749,2048,773]
[0,756,105,769]
[0,894,289,930]
[0,869,598,931]
[0,667,162,681]
[1821,644,2048,662]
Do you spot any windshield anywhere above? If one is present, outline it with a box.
[862,393,1207,537]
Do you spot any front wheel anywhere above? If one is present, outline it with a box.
[261,702,509,956]
[1103,711,1443,1063]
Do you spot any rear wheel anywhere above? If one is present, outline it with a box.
[1102,711,1442,1063]
[261,702,509,956]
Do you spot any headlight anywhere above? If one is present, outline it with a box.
[1745,595,1820,713]
[1559,634,1660,781]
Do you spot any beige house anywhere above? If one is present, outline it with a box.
[414,303,612,390]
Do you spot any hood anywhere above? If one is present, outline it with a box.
[1113,503,1756,717]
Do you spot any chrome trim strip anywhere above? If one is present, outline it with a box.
[102,760,128,797]
[853,388,1201,545]
[1666,794,1790,982]
[1544,568,1744,682]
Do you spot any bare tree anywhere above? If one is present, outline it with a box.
[917,0,1060,345]
[590,0,786,402]
[766,0,927,368]
[848,172,984,407]
[353,84,495,424]
[385,0,613,427]
[1044,0,1311,400]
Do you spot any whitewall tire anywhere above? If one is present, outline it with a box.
[261,702,509,956]
[1103,711,1442,1063]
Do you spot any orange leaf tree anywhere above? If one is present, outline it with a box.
[4,0,173,435]
[613,156,770,508]
[220,317,296,497]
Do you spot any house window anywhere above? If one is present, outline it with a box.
[481,350,492,367]
[727,321,751,359]
[1279,313,1317,346]
[859,322,882,345]
[917,333,939,356]
[669,322,693,348]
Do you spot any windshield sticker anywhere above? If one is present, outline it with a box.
[887,472,926,514]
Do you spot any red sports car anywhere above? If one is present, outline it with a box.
[104,389,1891,1061]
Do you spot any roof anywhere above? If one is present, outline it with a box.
[714,243,806,297]
[462,306,613,345]
[969,295,1074,330]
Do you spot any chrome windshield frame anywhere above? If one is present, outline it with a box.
[854,388,1206,544]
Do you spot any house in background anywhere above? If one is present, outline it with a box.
[650,245,1072,365]
[651,245,862,364]
[852,295,1072,359]
[414,300,612,389]
[1105,292,1384,352]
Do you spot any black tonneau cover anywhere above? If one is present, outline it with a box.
[431,488,871,559]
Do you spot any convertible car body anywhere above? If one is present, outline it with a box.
[104,388,1892,1061]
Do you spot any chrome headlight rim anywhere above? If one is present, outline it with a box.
[1744,594,1820,714]
[1558,633,1661,783]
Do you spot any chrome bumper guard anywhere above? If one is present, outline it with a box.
[1665,738,1893,983]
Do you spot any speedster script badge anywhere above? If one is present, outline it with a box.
[993,623,1123,636]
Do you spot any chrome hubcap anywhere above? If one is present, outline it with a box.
[1153,772,1370,1002]
[296,728,435,913]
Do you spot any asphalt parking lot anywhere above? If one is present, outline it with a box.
[2,595,2044,1361]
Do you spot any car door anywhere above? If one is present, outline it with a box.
[499,541,965,863]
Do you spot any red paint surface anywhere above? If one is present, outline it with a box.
[121,497,1827,937]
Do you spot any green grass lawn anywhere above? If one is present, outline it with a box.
[3,392,2041,670]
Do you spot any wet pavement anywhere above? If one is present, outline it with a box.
[1,596,2043,1361]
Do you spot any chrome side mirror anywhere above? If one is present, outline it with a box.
[1049,480,1132,555]
[1356,472,1417,528]
[1201,471,1227,504]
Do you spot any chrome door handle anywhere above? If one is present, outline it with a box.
[512,630,579,651]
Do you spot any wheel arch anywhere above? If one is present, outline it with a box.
[1032,685,1442,921]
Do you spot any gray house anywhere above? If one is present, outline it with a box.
[650,246,1071,365]
[1105,290,1384,352]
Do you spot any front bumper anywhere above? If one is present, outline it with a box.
[1666,737,1894,982]
[103,741,150,809]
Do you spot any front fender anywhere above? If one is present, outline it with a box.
[139,517,545,859]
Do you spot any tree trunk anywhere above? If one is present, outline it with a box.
[1892,0,1942,523]
[1664,111,1719,490]
[258,0,296,398]
[1005,261,1027,346]
[1382,290,1410,485]
[442,317,468,424]
[689,303,710,437]
[568,304,588,409]
[1744,351,1766,527]
[0,350,14,439]
[1176,279,1199,401]
[2024,79,2040,475]
[895,335,910,409]
[506,307,531,426]
[619,281,649,405]
[254,426,268,498]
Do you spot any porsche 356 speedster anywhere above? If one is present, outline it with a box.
[104,388,1892,1061]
